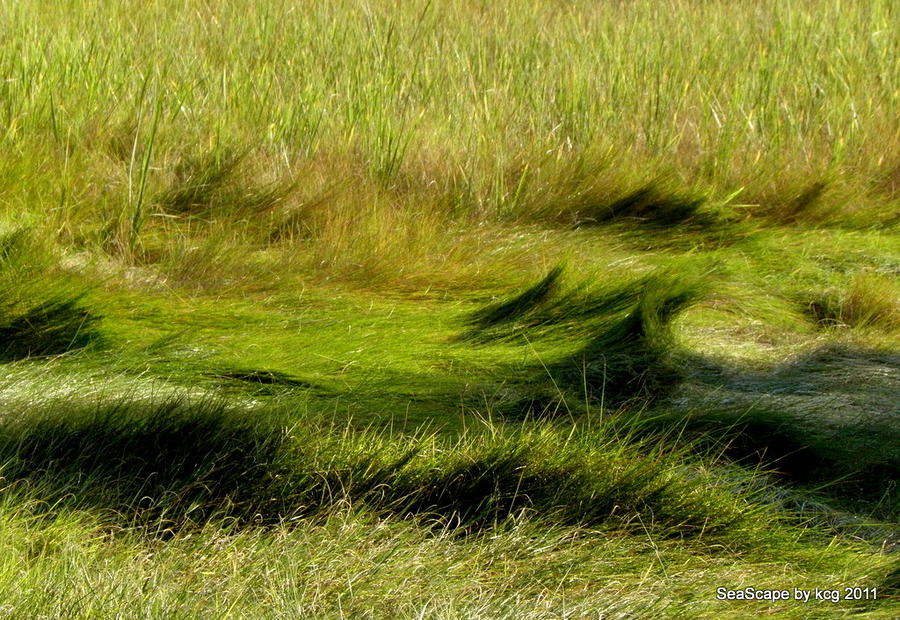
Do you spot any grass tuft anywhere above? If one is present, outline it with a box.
[571,184,707,229]
[0,229,103,361]
[154,146,293,221]
[466,267,703,407]
[806,272,900,332]
[211,368,312,387]
[0,398,285,529]
[549,277,701,406]
[0,1,895,612]
[0,295,103,362]
[467,264,565,329]
[0,394,756,539]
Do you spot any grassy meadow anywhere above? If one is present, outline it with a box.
[0,0,898,617]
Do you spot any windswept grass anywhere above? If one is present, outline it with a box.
[0,229,103,361]
[0,372,895,617]
[154,146,293,221]
[0,503,892,620]
[807,272,900,332]
[0,294,102,362]
[0,0,897,616]
[549,276,701,405]
[0,389,754,539]
[570,184,709,229]
[0,0,895,287]
[466,267,703,407]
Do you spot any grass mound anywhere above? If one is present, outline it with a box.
[209,367,317,391]
[155,146,292,220]
[0,398,285,529]
[467,265,565,329]
[549,278,701,406]
[463,266,642,342]
[466,267,703,407]
[0,393,757,539]
[806,272,900,332]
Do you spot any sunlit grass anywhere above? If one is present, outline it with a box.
[0,0,896,287]
[0,0,897,616]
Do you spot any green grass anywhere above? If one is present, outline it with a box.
[0,0,898,617]
[0,365,896,617]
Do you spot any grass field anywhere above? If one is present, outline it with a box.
[1,0,898,617]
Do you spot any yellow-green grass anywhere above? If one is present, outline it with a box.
[0,502,893,619]
[1,0,897,287]
[0,0,899,616]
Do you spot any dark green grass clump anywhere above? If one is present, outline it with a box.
[0,396,756,539]
[155,146,292,220]
[463,267,643,343]
[0,295,103,362]
[208,367,317,391]
[804,272,900,332]
[467,265,565,329]
[550,279,700,406]
[465,267,703,408]
[0,398,285,529]
[0,229,104,361]
[571,185,707,229]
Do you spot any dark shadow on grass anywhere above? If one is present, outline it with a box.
[0,397,750,539]
[466,264,565,330]
[208,367,318,391]
[155,146,294,220]
[570,185,708,229]
[0,398,286,531]
[651,345,900,521]
[460,269,646,345]
[462,266,703,411]
[463,273,899,529]
[0,228,104,361]
[548,278,700,407]
[0,294,103,362]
